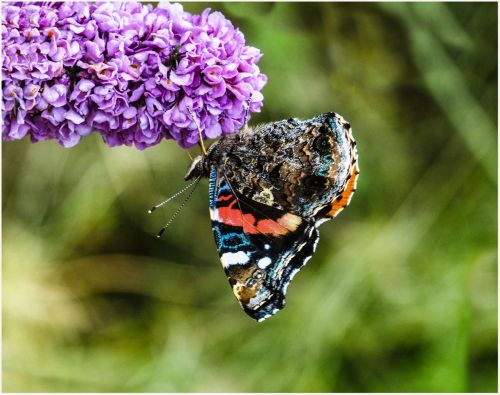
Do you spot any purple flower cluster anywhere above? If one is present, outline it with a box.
[1,2,267,149]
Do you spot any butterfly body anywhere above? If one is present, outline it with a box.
[185,112,358,321]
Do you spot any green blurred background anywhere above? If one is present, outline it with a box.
[2,2,498,392]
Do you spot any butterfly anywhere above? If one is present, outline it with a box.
[179,112,358,322]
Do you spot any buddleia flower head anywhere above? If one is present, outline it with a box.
[1,2,267,149]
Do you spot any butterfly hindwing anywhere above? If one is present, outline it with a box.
[209,166,319,321]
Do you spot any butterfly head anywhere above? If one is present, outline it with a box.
[184,154,207,181]
[185,139,222,181]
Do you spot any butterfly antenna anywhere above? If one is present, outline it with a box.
[187,105,207,156]
[148,176,200,214]
[156,176,201,238]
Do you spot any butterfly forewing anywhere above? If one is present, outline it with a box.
[209,167,319,321]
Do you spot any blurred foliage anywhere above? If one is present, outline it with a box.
[2,2,497,392]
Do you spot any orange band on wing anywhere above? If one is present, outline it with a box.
[216,197,302,237]
[327,163,359,218]
[217,198,255,228]
[252,219,290,236]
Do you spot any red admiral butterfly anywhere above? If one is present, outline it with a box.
[182,112,359,322]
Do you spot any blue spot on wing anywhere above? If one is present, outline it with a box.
[213,226,250,251]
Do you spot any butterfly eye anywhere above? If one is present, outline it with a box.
[313,134,331,154]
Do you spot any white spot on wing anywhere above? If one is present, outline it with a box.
[221,251,249,267]
[257,257,272,269]
[209,208,218,221]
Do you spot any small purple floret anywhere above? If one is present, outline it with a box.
[2,2,267,149]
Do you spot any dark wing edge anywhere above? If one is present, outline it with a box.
[245,225,319,322]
